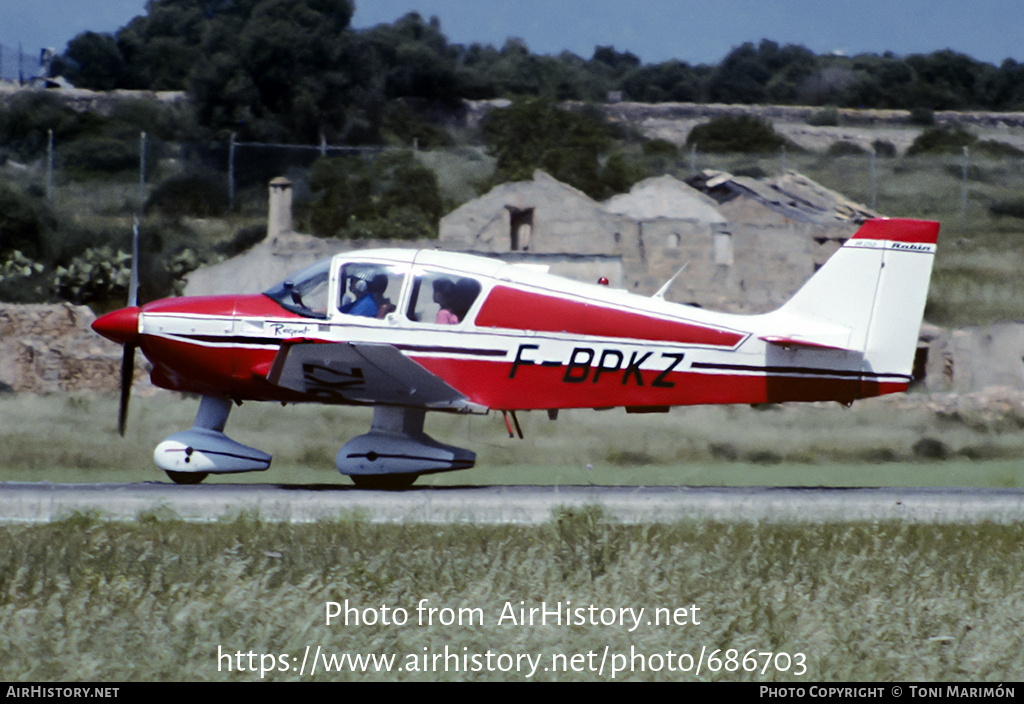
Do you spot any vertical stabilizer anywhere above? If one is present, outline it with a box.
[767,218,938,381]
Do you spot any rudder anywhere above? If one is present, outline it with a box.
[766,217,939,385]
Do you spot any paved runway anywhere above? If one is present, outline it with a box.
[2,482,1024,524]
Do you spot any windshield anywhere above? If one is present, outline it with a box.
[263,259,331,319]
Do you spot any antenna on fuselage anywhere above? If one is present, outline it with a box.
[652,262,688,300]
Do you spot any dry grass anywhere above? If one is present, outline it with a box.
[3,393,1023,681]
[1,513,1022,681]
[3,392,1024,488]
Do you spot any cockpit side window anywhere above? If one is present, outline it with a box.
[406,270,482,325]
[263,260,331,319]
[338,263,405,320]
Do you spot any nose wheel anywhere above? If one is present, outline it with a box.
[165,470,209,485]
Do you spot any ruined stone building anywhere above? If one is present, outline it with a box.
[439,169,875,313]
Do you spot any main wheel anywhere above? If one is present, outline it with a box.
[166,471,209,485]
[349,473,418,490]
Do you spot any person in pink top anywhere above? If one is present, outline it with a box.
[432,279,459,324]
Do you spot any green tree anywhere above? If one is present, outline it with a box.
[365,13,462,104]
[306,151,443,239]
[620,61,703,103]
[686,115,790,153]
[0,184,55,260]
[0,92,94,161]
[481,98,613,197]
[58,32,128,90]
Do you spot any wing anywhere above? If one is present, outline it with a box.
[266,341,472,410]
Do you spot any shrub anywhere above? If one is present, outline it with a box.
[341,206,436,240]
[0,250,48,302]
[306,151,443,238]
[642,138,680,157]
[146,172,229,217]
[53,246,132,304]
[61,137,138,178]
[808,107,840,126]
[872,140,898,158]
[381,101,454,149]
[0,183,54,259]
[685,115,791,153]
[908,107,936,125]
[974,140,1024,158]
[988,198,1024,219]
[215,225,266,257]
[481,97,612,196]
[907,125,975,155]
[0,91,91,160]
[912,437,950,460]
[827,141,867,156]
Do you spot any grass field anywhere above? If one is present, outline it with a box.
[3,391,1024,682]
[3,392,1024,487]
[1,513,1022,681]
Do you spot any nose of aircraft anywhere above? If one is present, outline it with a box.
[92,307,141,345]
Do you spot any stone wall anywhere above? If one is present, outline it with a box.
[924,323,1024,393]
[4,303,1023,396]
[0,303,144,394]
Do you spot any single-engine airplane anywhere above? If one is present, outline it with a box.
[92,217,938,489]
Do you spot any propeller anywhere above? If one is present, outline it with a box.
[118,217,141,436]
[118,342,135,436]
[91,217,143,436]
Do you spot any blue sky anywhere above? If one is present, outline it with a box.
[2,0,1023,66]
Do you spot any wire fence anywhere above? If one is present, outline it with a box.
[21,131,403,214]
[12,126,1024,233]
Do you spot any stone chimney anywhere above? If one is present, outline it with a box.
[267,176,293,238]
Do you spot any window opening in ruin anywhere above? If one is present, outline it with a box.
[912,346,929,386]
[713,231,733,266]
[506,206,534,251]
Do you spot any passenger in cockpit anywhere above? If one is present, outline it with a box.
[433,278,458,324]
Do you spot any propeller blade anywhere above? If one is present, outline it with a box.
[118,343,136,437]
[129,216,140,308]
[118,216,142,435]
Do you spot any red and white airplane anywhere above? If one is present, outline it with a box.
[92,217,938,488]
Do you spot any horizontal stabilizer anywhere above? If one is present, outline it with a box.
[760,217,938,388]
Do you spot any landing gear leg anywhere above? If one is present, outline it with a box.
[154,395,271,483]
[337,406,475,489]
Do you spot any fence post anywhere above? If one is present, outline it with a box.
[139,132,147,209]
[869,147,877,211]
[961,146,969,225]
[46,129,54,203]
[228,132,236,211]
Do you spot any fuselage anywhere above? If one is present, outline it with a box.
[93,244,919,412]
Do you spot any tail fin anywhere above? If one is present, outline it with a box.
[763,218,938,383]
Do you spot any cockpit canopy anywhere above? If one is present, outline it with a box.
[263,253,484,325]
[263,259,331,319]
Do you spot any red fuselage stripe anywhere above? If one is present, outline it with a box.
[412,356,905,409]
[474,286,746,347]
